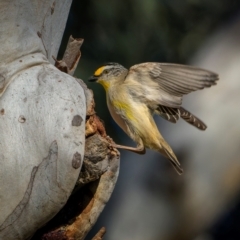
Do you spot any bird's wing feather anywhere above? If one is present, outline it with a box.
[125,62,218,107]
[155,106,180,123]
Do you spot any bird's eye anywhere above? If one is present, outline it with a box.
[104,69,109,74]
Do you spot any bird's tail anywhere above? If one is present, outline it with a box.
[164,148,183,175]
[179,107,207,130]
[157,137,183,175]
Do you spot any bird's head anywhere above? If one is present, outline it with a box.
[88,62,128,91]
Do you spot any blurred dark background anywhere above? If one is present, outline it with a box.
[59,1,240,239]
[59,0,240,142]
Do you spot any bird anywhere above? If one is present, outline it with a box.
[88,62,219,174]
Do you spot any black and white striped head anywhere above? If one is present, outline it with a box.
[88,62,128,90]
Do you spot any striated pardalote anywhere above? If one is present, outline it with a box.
[89,62,218,174]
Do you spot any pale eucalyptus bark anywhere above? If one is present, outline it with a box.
[0,1,119,239]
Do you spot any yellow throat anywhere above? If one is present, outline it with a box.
[98,79,110,91]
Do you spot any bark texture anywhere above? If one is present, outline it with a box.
[0,1,119,239]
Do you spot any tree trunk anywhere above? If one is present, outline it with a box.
[0,1,119,239]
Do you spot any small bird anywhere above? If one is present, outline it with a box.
[88,62,218,174]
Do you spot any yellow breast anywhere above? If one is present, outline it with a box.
[112,100,135,121]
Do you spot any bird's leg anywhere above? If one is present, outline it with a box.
[112,144,146,154]
[108,137,146,155]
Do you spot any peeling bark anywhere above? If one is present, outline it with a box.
[32,79,120,240]
[0,1,119,239]
[53,36,84,76]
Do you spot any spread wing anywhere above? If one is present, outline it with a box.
[125,63,219,108]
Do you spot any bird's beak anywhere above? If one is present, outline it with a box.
[88,76,98,82]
